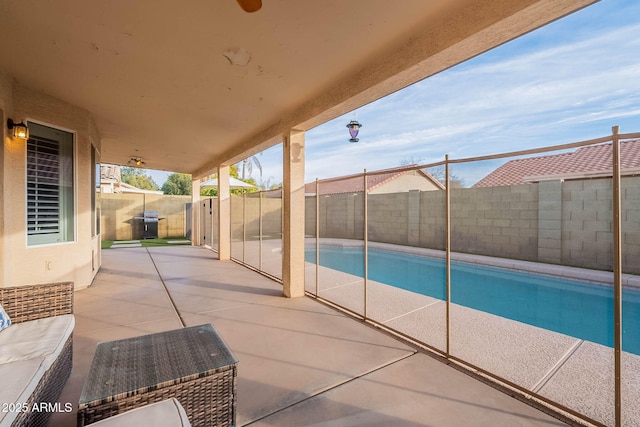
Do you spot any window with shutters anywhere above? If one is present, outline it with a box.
[26,123,74,246]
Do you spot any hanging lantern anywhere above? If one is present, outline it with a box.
[346,120,362,143]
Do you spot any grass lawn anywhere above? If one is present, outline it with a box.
[102,237,191,249]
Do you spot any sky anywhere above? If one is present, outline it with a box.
[149,0,640,188]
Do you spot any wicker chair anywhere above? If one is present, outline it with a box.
[0,282,74,427]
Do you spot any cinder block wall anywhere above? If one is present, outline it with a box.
[449,184,539,260]
[145,194,191,239]
[305,197,317,236]
[538,181,562,263]
[100,194,143,241]
[230,195,283,241]
[302,176,640,274]
[368,192,409,245]
[313,193,365,240]
[561,176,640,273]
[623,178,640,272]
[230,195,244,242]
[419,189,446,250]
[100,193,190,240]
[561,179,609,269]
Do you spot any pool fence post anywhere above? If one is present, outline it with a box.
[259,190,263,272]
[445,155,452,358]
[612,126,622,427]
[214,195,219,249]
[243,192,246,264]
[315,178,320,297]
[364,169,369,320]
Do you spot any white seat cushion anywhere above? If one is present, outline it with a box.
[0,303,11,331]
[85,398,192,427]
[0,358,47,426]
[0,314,74,369]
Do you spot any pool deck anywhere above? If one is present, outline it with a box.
[49,245,574,427]
[302,240,640,427]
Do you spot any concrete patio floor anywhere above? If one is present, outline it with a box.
[49,245,569,426]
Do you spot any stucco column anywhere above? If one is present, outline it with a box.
[282,129,305,298]
[191,178,201,246]
[217,165,231,261]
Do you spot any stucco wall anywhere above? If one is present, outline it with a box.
[100,193,190,241]
[0,70,17,286]
[1,80,101,289]
[369,173,441,194]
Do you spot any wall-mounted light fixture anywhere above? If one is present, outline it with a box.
[346,120,362,143]
[128,157,146,168]
[7,119,29,139]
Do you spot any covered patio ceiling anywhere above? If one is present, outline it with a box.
[0,0,595,178]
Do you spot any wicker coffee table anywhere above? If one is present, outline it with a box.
[77,324,237,427]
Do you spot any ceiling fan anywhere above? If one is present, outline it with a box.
[236,0,262,13]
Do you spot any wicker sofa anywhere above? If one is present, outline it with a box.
[0,282,74,427]
[84,399,192,427]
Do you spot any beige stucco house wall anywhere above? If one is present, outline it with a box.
[369,172,443,194]
[0,70,101,289]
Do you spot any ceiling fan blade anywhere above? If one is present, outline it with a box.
[236,0,262,13]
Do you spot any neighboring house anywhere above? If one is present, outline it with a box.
[305,165,445,195]
[99,164,121,194]
[100,164,163,195]
[473,139,640,187]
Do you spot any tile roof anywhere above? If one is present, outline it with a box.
[100,164,121,182]
[473,139,640,187]
[305,165,444,195]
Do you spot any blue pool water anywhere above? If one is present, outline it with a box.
[306,246,640,355]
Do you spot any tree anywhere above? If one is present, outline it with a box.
[399,156,426,167]
[428,166,466,188]
[399,158,466,188]
[162,173,192,195]
[199,165,259,197]
[200,187,217,197]
[259,176,282,190]
[120,167,159,191]
[238,155,262,182]
[230,164,239,178]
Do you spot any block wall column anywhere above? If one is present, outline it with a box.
[408,190,420,246]
[538,180,563,263]
[282,129,306,298]
[346,194,355,238]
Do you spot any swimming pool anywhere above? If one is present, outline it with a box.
[306,245,640,355]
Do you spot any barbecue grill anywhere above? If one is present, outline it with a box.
[134,211,165,239]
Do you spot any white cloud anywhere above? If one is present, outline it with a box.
[252,1,640,185]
